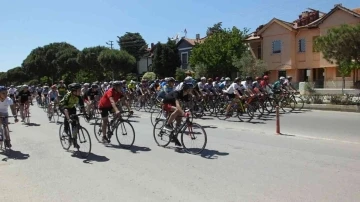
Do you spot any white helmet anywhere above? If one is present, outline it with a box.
[279,76,285,81]
[225,77,231,81]
[201,77,206,81]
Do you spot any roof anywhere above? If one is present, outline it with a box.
[308,5,360,27]
[245,32,261,41]
[256,18,295,35]
[176,37,206,47]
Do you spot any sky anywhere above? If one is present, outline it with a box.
[0,0,358,72]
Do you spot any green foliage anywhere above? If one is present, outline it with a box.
[142,72,156,81]
[117,32,148,60]
[191,64,207,79]
[206,22,224,36]
[151,39,181,78]
[98,49,136,80]
[27,79,38,86]
[175,68,186,81]
[190,26,248,77]
[125,73,138,82]
[232,51,267,79]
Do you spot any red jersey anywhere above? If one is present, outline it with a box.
[98,88,122,109]
[260,80,268,88]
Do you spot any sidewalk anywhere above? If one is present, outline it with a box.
[299,103,360,113]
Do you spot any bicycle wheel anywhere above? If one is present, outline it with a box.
[153,119,172,147]
[115,120,135,148]
[93,118,103,142]
[58,123,71,150]
[180,122,207,154]
[77,127,92,158]
[295,96,304,111]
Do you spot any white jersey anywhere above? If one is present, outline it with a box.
[241,81,253,90]
[224,83,243,94]
[197,82,205,91]
[0,97,13,114]
[8,88,16,95]
[175,82,184,91]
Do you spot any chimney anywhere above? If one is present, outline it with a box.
[151,43,154,49]
[196,34,200,40]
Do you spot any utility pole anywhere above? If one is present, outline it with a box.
[106,41,113,49]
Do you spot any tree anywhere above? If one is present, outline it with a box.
[142,72,156,81]
[117,32,148,60]
[232,51,267,79]
[175,68,186,81]
[206,22,224,36]
[77,46,108,81]
[151,39,181,78]
[315,24,360,91]
[190,26,248,77]
[6,67,29,85]
[98,49,136,80]
[22,46,47,81]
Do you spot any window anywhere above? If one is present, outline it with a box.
[278,70,286,78]
[298,39,306,52]
[313,36,319,52]
[257,45,262,59]
[272,40,281,54]
[181,52,188,64]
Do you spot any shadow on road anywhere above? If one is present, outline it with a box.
[1,150,30,161]
[108,144,151,154]
[202,125,218,129]
[199,117,214,120]
[168,146,229,159]
[278,133,296,137]
[25,123,41,127]
[81,153,110,164]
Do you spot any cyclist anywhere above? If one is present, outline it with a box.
[162,81,194,146]
[8,85,17,102]
[0,86,18,148]
[42,86,49,105]
[16,85,32,122]
[47,85,59,120]
[57,80,67,99]
[85,84,100,115]
[223,78,244,117]
[98,81,124,143]
[59,83,87,149]
[157,77,175,100]
[283,76,297,91]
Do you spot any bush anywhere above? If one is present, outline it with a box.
[175,68,186,81]
[126,73,137,82]
[27,79,38,86]
[142,72,156,81]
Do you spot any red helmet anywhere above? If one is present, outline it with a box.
[263,75,269,80]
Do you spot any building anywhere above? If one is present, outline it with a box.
[176,35,206,69]
[137,43,155,74]
[247,4,360,88]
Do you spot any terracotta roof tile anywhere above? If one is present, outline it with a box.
[353,8,360,14]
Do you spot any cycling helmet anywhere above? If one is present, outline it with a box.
[51,85,57,89]
[263,75,269,80]
[245,76,253,81]
[255,77,261,80]
[184,76,193,83]
[69,83,81,91]
[91,84,98,88]
[200,77,206,81]
[168,77,175,82]
[234,77,241,83]
[112,81,122,86]
[84,83,90,86]
[0,86,6,92]
[225,77,231,81]
[23,84,29,88]
[287,76,292,79]
[279,76,285,81]
[130,80,136,84]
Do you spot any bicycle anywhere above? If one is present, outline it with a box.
[19,103,31,124]
[93,113,135,148]
[47,101,60,123]
[153,110,207,154]
[59,113,92,158]
[0,116,17,154]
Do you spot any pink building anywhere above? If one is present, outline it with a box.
[247,4,360,88]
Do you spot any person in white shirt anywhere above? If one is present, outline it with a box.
[0,86,18,148]
[223,78,244,116]
[241,76,255,96]
[197,77,206,93]
[8,85,17,101]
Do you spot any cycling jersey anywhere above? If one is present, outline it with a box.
[224,83,243,94]
[8,88,16,95]
[98,88,123,109]
[86,89,99,101]
[59,92,84,109]
[241,81,253,90]
[157,84,174,98]
[272,81,282,90]
[17,90,32,103]
[48,90,58,99]
[197,82,206,91]
[128,83,136,90]
[57,86,67,97]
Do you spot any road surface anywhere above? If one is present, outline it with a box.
[1,106,359,202]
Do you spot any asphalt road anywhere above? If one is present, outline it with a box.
[1,106,359,202]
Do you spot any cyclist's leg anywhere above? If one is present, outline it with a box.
[19,103,25,121]
[99,108,110,140]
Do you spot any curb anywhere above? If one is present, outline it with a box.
[298,104,360,113]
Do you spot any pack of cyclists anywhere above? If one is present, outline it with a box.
[0,75,297,149]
